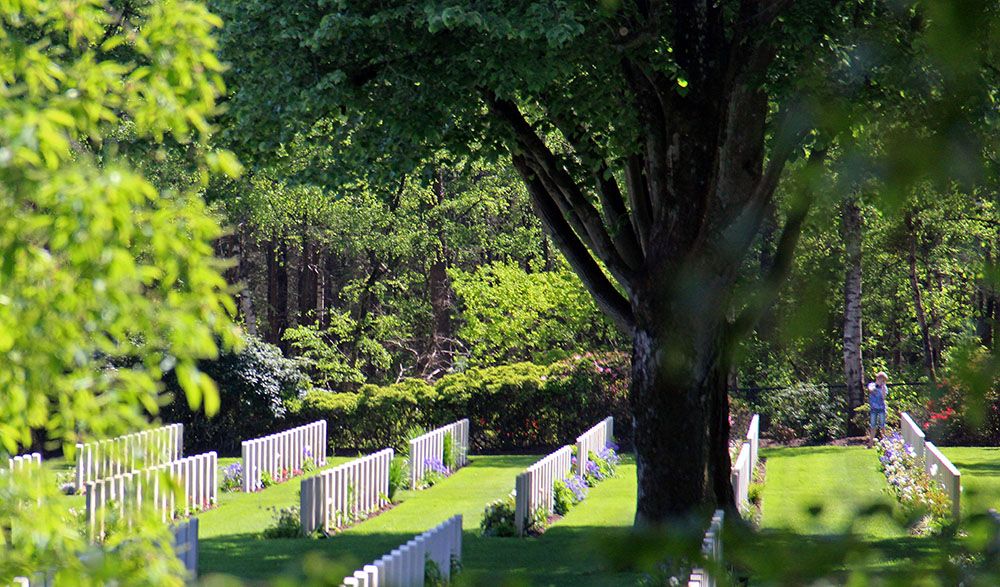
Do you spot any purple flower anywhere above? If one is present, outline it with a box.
[424,458,450,476]
[564,474,588,501]
[304,445,313,458]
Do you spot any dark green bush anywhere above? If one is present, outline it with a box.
[761,383,846,442]
[162,335,307,454]
[293,352,632,453]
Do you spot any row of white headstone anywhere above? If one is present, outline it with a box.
[12,518,200,586]
[300,448,393,535]
[85,451,218,537]
[575,416,614,477]
[408,419,469,489]
[688,509,725,587]
[512,416,614,537]
[7,452,41,471]
[514,446,572,537]
[730,414,760,512]
[241,420,327,492]
[340,515,463,587]
[900,411,962,518]
[75,423,183,492]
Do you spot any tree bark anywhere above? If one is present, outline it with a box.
[841,196,864,433]
[419,170,456,379]
[905,212,936,382]
[631,306,734,524]
[298,222,319,325]
[238,223,257,336]
[266,235,289,348]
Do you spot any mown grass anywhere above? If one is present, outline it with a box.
[940,446,1000,515]
[758,445,962,579]
[198,454,641,586]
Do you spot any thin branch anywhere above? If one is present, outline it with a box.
[727,148,828,341]
[511,155,635,333]
[483,91,634,284]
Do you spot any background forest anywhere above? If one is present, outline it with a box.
[170,119,1000,451]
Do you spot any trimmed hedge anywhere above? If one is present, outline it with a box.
[290,353,632,454]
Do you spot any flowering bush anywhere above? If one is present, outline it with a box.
[221,462,243,492]
[303,445,317,473]
[876,432,951,535]
[553,474,588,515]
[421,458,451,488]
[480,494,517,537]
[584,444,620,486]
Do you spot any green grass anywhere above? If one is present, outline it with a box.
[759,445,957,578]
[198,454,641,585]
[940,446,1000,515]
[760,446,902,537]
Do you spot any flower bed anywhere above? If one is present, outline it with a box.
[876,432,951,535]
[480,443,620,537]
[223,446,318,493]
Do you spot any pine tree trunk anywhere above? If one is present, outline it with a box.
[298,227,319,325]
[266,236,289,348]
[238,223,257,336]
[420,171,455,378]
[905,212,936,382]
[841,197,864,433]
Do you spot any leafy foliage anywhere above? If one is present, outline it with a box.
[292,353,631,452]
[1,0,242,454]
[262,506,302,539]
[760,383,847,442]
[162,335,306,454]
[451,261,620,364]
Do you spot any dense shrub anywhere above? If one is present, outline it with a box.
[480,494,517,537]
[918,344,1000,446]
[292,352,632,453]
[262,506,301,539]
[161,336,307,454]
[760,383,846,442]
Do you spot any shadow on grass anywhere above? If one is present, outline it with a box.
[201,525,643,586]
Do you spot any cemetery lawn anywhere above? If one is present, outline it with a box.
[759,446,953,577]
[199,454,641,585]
[940,447,1000,515]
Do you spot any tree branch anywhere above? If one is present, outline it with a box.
[511,155,636,333]
[542,101,645,269]
[727,148,828,341]
[483,91,635,284]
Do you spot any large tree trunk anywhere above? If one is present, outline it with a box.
[841,197,864,433]
[631,309,734,524]
[905,212,936,382]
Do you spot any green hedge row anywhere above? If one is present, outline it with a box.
[289,353,632,454]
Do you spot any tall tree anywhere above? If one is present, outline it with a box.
[217,0,996,522]
[842,196,865,430]
[905,210,938,382]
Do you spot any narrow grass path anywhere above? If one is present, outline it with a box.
[759,445,950,578]
[199,455,640,585]
[761,446,901,537]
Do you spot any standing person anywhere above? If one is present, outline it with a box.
[867,371,889,448]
